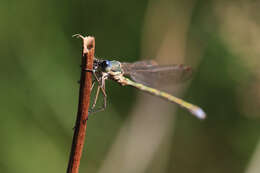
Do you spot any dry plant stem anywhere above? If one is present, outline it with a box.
[67,35,95,173]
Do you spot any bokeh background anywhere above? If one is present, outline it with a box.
[2,0,260,172]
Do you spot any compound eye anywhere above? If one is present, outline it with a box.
[104,60,111,66]
[100,60,111,71]
[105,60,111,66]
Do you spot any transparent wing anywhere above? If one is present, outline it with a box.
[121,60,158,74]
[121,61,192,88]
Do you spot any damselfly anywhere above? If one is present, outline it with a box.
[87,58,206,119]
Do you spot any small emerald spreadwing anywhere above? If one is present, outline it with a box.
[74,34,206,119]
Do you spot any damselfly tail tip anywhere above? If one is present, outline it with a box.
[192,107,206,120]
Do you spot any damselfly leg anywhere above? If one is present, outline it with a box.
[87,69,107,114]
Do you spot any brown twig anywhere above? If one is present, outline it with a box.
[67,35,95,173]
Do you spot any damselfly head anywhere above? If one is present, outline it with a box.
[93,58,111,72]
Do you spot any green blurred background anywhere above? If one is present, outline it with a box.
[2,0,260,173]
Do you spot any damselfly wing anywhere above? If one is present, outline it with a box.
[121,61,192,88]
